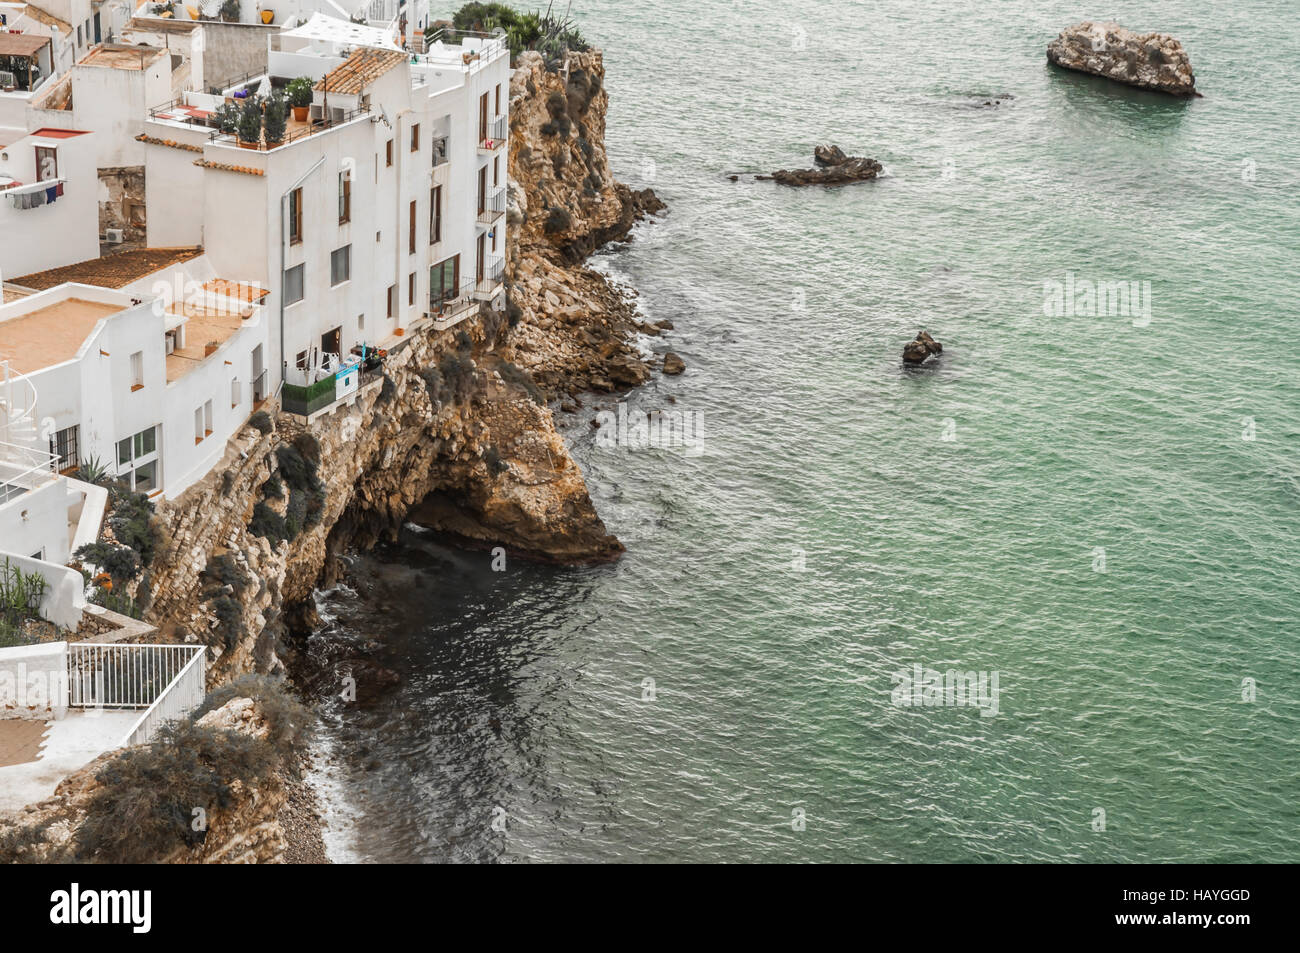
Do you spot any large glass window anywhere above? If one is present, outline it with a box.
[430,255,459,305]
[116,426,159,492]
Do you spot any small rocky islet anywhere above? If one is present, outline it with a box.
[1047,21,1199,96]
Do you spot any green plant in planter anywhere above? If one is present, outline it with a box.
[286,76,313,110]
[263,92,287,145]
[219,0,240,22]
[236,97,262,145]
[214,101,240,135]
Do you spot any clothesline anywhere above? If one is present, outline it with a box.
[4,177,67,209]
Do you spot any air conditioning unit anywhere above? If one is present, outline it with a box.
[104,228,124,244]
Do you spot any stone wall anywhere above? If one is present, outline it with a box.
[97,166,146,248]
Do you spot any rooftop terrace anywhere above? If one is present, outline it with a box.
[11,246,203,291]
[0,296,121,374]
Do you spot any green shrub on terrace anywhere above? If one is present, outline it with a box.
[248,410,274,435]
[498,361,545,404]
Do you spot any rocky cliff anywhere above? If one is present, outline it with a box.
[1047,22,1198,96]
[140,48,662,687]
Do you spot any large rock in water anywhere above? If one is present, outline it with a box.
[1047,22,1198,96]
[759,145,883,185]
[903,331,942,365]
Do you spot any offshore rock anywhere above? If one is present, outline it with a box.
[760,145,883,185]
[903,331,943,365]
[1047,22,1198,96]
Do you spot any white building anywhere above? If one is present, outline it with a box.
[0,125,99,278]
[141,13,509,404]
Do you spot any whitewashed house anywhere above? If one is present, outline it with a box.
[140,13,509,415]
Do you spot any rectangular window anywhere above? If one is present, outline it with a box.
[411,123,419,152]
[495,84,501,116]
[204,400,213,437]
[386,139,393,166]
[132,460,157,493]
[408,272,415,306]
[331,244,351,286]
[430,255,459,306]
[479,92,489,142]
[493,156,499,187]
[289,187,303,244]
[432,136,447,166]
[231,377,241,408]
[387,285,396,318]
[34,146,57,182]
[430,186,442,243]
[118,437,131,467]
[338,171,351,224]
[409,200,417,253]
[477,166,487,215]
[296,350,308,370]
[118,426,157,470]
[50,425,79,471]
[135,427,156,459]
[194,406,204,443]
[130,351,143,390]
[285,263,305,304]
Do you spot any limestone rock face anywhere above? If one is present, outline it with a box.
[503,49,665,396]
[1047,22,1197,96]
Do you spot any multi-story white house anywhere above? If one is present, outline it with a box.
[140,12,509,411]
[0,8,512,625]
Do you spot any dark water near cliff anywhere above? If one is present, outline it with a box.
[306,0,1300,862]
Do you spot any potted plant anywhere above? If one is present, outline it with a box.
[219,0,240,22]
[286,76,313,122]
[214,101,240,135]
[236,98,261,149]
[262,92,287,147]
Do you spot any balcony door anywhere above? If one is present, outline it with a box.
[479,92,489,142]
[477,166,487,215]
[476,234,485,284]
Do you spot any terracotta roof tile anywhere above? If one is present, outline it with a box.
[315,48,406,95]
[11,247,204,291]
[136,133,204,153]
[194,159,265,176]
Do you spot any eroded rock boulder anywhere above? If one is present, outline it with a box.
[759,145,883,185]
[1047,22,1198,96]
[903,331,943,365]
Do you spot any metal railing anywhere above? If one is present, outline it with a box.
[251,368,268,403]
[475,258,505,297]
[431,278,478,320]
[67,643,205,711]
[478,114,507,150]
[0,440,58,506]
[121,646,207,747]
[477,186,505,223]
[209,103,372,151]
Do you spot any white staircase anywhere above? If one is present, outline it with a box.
[0,360,42,453]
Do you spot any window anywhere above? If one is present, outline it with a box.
[358,313,365,331]
[495,84,501,116]
[479,92,489,142]
[296,350,308,370]
[331,245,351,286]
[338,171,351,224]
[491,226,497,253]
[387,285,396,318]
[411,123,419,152]
[117,426,158,491]
[430,255,459,306]
[408,272,415,306]
[49,425,79,472]
[409,200,417,253]
[204,400,213,437]
[34,146,57,182]
[231,377,241,408]
[284,264,304,305]
[194,406,204,444]
[477,165,487,215]
[288,188,303,244]
[493,155,499,187]
[76,25,82,47]
[130,351,144,391]
[432,136,448,166]
[430,186,442,244]
[385,139,393,166]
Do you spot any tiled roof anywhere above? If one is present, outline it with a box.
[315,48,406,95]
[203,279,270,303]
[136,133,204,153]
[11,247,203,291]
[0,33,52,58]
[194,159,265,176]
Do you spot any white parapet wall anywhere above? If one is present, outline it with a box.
[0,640,68,720]
[0,551,87,631]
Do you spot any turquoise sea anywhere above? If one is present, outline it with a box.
[308,0,1300,862]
